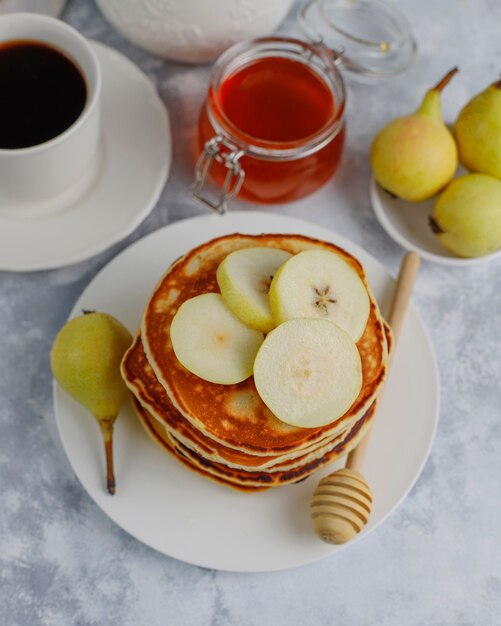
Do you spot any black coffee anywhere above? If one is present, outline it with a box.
[0,40,87,149]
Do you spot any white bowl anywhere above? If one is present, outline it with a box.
[370,176,501,266]
[95,0,294,64]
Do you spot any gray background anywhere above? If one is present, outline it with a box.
[1,1,500,624]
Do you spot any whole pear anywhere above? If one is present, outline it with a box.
[454,79,501,179]
[371,68,458,202]
[429,173,501,257]
[51,311,132,494]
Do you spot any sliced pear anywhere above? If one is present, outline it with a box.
[269,249,370,341]
[253,318,362,428]
[170,293,263,385]
[217,247,292,333]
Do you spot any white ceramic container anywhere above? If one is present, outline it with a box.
[95,0,293,63]
[0,1,66,17]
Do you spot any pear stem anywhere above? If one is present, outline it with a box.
[432,67,459,92]
[495,77,501,90]
[99,417,117,495]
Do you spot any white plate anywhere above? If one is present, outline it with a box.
[53,211,439,572]
[0,42,171,271]
[370,175,501,266]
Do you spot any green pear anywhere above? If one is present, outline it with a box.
[429,173,501,257]
[371,68,458,202]
[454,79,501,179]
[51,311,132,494]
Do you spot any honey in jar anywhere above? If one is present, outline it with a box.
[194,37,346,210]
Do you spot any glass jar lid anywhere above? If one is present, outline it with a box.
[298,0,417,78]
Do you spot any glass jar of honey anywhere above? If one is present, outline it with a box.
[194,37,345,210]
[191,0,416,213]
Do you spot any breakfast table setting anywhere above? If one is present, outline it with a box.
[1,0,500,625]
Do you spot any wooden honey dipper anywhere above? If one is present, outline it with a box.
[310,252,420,544]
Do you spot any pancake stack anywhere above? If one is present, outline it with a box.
[121,233,392,492]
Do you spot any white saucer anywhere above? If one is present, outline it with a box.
[0,41,171,271]
[370,175,501,266]
[53,211,439,572]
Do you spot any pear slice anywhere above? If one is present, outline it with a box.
[170,293,264,385]
[253,318,362,428]
[217,247,292,333]
[269,249,370,341]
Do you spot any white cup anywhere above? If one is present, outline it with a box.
[0,13,101,216]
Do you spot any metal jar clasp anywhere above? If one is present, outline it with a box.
[189,135,245,215]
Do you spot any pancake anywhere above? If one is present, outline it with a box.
[123,334,354,470]
[132,395,376,491]
[131,397,265,492]
[122,328,390,472]
[140,233,390,456]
